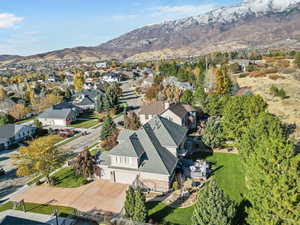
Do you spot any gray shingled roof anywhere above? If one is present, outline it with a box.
[75,96,95,106]
[0,124,35,139]
[39,108,76,120]
[167,103,197,118]
[148,116,188,147]
[100,115,183,175]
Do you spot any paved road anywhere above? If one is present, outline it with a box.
[0,81,141,201]
[60,81,141,154]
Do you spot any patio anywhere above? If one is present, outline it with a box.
[11,180,128,213]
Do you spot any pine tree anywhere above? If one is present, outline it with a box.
[191,180,236,225]
[239,113,300,225]
[100,115,116,140]
[201,116,225,149]
[95,95,103,113]
[124,186,135,218]
[133,187,148,222]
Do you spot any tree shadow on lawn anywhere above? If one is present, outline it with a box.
[234,198,251,225]
[147,201,181,225]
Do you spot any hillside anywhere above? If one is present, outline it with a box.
[1,0,300,63]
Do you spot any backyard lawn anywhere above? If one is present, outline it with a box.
[69,119,100,129]
[0,201,74,216]
[147,152,246,225]
[51,167,87,188]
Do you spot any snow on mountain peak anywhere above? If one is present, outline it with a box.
[165,0,300,27]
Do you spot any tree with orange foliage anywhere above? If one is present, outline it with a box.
[9,103,29,120]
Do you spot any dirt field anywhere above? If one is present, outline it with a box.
[11,180,128,213]
[236,70,300,140]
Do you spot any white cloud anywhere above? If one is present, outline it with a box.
[150,4,216,21]
[0,13,23,28]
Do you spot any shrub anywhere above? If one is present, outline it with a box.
[269,74,285,80]
[172,181,179,191]
[270,85,287,99]
[238,73,249,78]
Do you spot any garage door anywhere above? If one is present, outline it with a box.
[54,119,66,126]
[114,171,137,184]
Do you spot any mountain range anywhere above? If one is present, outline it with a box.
[2,0,300,64]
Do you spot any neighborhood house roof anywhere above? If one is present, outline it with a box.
[167,103,197,118]
[99,115,187,175]
[39,107,77,120]
[139,101,165,115]
[0,216,48,225]
[0,124,35,140]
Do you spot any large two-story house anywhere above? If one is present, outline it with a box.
[95,116,188,192]
[0,124,36,150]
[139,101,198,130]
[73,89,104,110]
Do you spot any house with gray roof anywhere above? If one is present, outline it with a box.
[0,124,36,150]
[95,116,188,192]
[38,103,80,127]
[73,89,103,110]
[139,101,199,130]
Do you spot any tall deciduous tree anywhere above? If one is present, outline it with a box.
[73,71,84,91]
[9,103,29,120]
[124,112,141,130]
[192,180,236,225]
[239,113,300,225]
[73,149,95,178]
[12,135,63,184]
[215,66,231,95]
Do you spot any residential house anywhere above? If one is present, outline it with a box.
[47,74,60,82]
[38,103,80,126]
[95,116,188,192]
[96,62,107,69]
[139,101,198,130]
[102,73,121,83]
[162,76,194,91]
[0,99,16,114]
[73,89,104,110]
[0,124,36,150]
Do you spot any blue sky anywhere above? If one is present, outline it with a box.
[0,0,242,56]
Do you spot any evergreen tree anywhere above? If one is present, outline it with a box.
[100,115,116,140]
[133,187,148,222]
[239,113,300,225]
[124,186,135,218]
[95,95,104,113]
[192,180,236,225]
[201,117,225,149]
[222,95,267,141]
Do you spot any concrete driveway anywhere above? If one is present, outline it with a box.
[11,180,128,213]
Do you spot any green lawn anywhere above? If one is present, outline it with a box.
[147,152,246,224]
[51,167,87,188]
[0,201,74,216]
[147,202,194,225]
[69,119,100,129]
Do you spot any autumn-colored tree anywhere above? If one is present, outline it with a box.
[37,93,63,112]
[193,66,202,81]
[0,88,7,100]
[124,112,141,130]
[163,85,182,102]
[215,67,232,95]
[73,71,85,91]
[73,149,95,178]
[12,135,63,184]
[9,103,29,120]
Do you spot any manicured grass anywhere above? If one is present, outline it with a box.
[27,175,44,186]
[205,152,246,202]
[15,117,36,124]
[70,119,100,129]
[51,167,87,188]
[79,112,100,119]
[147,202,194,225]
[147,152,246,224]
[0,201,74,216]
